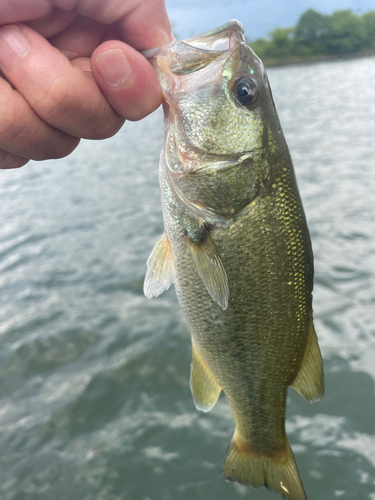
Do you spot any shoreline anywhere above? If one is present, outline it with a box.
[261,49,375,68]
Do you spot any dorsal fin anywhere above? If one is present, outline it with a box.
[190,342,222,412]
[187,229,229,310]
[144,231,175,298]
[291,321,324,403]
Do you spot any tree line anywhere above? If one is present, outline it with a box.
[250,8,375,64]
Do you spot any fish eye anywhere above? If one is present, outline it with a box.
[233,77,258,106]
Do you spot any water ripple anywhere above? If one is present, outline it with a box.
[0,57,374,499]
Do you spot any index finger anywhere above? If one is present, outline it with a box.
[0,0,172,49]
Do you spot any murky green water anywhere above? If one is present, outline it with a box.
[0,55,374,500]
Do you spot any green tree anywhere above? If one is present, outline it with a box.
[249,8,375,65]
[294,9,329,43]
[326,9,367,54]
[268,27,295,58]
[250,37,270,60]
[362,11,375,49]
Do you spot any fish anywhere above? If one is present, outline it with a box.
[143,20,324,500]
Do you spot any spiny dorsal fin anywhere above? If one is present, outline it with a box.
[190,342,221,412]
[291,321,324,403]
[187,230,229,310]
[144,231,175,299]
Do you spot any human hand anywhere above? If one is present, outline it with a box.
[0,0,172,169]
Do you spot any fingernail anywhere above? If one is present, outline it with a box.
[0,27,30,70]
[95,49,133,87]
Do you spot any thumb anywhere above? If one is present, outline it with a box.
[91,40,162,121]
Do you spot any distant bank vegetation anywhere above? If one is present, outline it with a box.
[250,8,375,65]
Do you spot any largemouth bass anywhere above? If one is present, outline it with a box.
[143,20,324,500]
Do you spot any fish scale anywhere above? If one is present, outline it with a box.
[143,20,324,500]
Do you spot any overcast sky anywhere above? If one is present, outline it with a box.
[165,0,374,40]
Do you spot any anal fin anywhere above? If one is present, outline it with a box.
[144,231,175,298]
[190,342,221,412]
[291,321,324,403]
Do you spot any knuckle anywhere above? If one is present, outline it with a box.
[32,75,124,140]
[51,137,80,159]
[0,150,29,169]
[35,136,80,161]
[0,86,80,162]
[77,0,117,24]
[0,95,29,145]
[0,76,82,164]
[85,113,124,140]
[32,75,76,124]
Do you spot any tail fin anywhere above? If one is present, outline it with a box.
[222,431,307,500]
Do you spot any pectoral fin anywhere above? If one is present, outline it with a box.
[187,230,229,310]
[291,321,324,403]
[144,232,175,298]
[190,342,221,412]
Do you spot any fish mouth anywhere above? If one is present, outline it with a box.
[180,19,245,51]
[142,20,244,56]
[142,20,246,75]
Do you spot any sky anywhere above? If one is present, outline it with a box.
[165,0,374,41]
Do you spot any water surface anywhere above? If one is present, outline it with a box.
[0,55,374,500]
